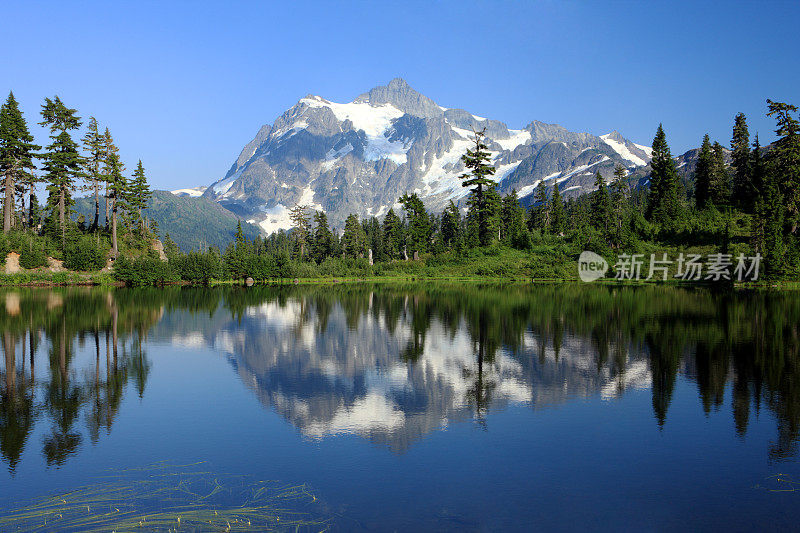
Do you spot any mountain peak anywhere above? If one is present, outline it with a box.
[386,77,413,91]
[354,78,442,118]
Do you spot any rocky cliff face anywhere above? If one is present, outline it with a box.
[198,78,655,232]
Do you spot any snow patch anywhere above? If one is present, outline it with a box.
[299,97,409,163]
[495,161,523,181]
[633,143,654,158]
[171,186,207,198]
[601,134,647,167]
[495,129,531,151]
[255,186,323,235]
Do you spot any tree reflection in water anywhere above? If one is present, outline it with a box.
[1,284,799,470]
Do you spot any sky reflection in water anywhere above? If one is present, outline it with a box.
[1,284,799,530]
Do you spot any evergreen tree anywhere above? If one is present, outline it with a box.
[102,129,127,256]
[312,211,333,262]
[0,92,40,233]
[646,124,682,226]
[480,186,502,242]
[730,112,753,209]
[364,217,383,262]
[399,192,431,256]
[382,208,403,260]
[459,129,497,246]
[39,96,82,246]
[289,203,312,259]
[766,100,800,234]
[500,189,525,243]
[610,164,631,246]
[81,117,105,231]
[440,201,461,248]
[128,160,152,237]
[694,134,713,209]
[224,221,249,279]
[751,134,765,196]
[529,180,550,232]
[709,142,730,206]
[162,233,181,260]
[550,182,565,235]
[754,168,785,278]
[341,214,367,257]
[590,171,611,235]
[27,192,41,229]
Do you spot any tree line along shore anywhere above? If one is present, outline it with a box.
[1,92,799,286]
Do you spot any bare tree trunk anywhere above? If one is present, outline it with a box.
[111,199,118,257]
[3,171,13,233]
[93,180,100,231]
[28,184,35,229]
[104,183,110,229]
[59,187,66,247]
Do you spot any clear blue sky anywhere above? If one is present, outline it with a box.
[2,0,798,191]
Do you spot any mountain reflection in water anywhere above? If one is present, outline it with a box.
[1,284,799,471]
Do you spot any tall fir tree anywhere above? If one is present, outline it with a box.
[81,117,105,231]
[128,160,152,236]
[646,124,682,226]
[730,112,753,209]
[382,208,403,260]
[341,214,367,257]
[0,92,39,233]
[363,217,383,262]
[440,200,461,248]
[39,96,82,246]
[102,129,127,256]
[766,99,800,234]
[694,134,713,209]
[529,180,550,232]
[459,128,497,246]
[754,168,785,278]
[399,192,431,256]
[312,211,333,262]
[751,134,765,196]
[709,142,730,206]
[289,203,312,259]
[610,164,631,246]
[550,182,565,235]
[500,189,525,243]
[590,171,611,236]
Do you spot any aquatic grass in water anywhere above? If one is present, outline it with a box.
[0,462,329,532]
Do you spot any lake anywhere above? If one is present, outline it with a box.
[1,283,799,531]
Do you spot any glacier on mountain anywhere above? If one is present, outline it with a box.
[194,78,652,233]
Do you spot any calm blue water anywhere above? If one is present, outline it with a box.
[0,284,798,531]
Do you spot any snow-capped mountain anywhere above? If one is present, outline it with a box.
[196,78,653,232]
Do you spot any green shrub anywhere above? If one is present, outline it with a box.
[172,250,224,285]
[64,235,108,271]
[19,245,47,269]
[113,255,178,286]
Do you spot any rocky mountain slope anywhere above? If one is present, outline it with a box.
[191,78,656,232]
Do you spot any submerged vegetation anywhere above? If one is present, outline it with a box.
[0,462,327,531]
